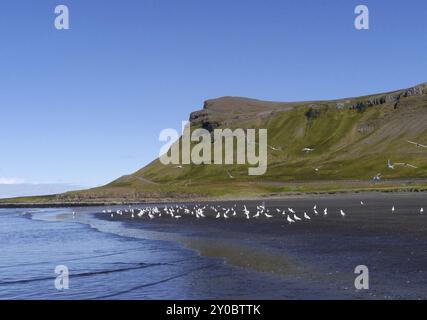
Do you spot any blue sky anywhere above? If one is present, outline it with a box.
[0,0,426,195]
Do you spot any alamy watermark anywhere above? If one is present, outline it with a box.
[159,121,268,176]
[54,5,70,30]
[54,265,69,290]
[354,265,369,290]
[355,5,369,30]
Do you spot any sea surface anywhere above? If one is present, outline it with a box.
[1,192,427,300]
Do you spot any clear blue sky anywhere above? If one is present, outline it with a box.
[0,0,426,190]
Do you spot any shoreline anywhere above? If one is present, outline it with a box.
[1,188,426,208]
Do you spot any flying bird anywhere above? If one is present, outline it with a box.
[373,173,382,182]
[226,170,234,179]
[394,162,418,169]
[407,141,427,149]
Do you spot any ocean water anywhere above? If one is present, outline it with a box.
[1,193,426,300]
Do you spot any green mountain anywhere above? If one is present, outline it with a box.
[6,83,427,204]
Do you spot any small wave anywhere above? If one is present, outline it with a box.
[0,262,166,286]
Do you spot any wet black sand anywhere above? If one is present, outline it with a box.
[94,192,427,299]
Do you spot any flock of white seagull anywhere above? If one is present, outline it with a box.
[99,201,424,224]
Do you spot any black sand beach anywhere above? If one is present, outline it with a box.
[93,192,427,299]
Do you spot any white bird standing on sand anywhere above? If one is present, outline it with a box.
[340,209,346,217]
[313,205,319,215]
[420,208,424,214]
[265,212,273,218]
[215,212,220,219]
[243,205,250,218]
[323,208,328,216]
[407,140,427,149]
[360,201,365,205]
[392,206,395,213]
[287,215,295,224]
[293,214,301,221]
[303,212,311,220]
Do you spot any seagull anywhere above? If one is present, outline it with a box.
[340,209,346,217]
[265,212,273,218]
[287,215,295,224]
[293,214,301,221]
[394,162,418,169]
[302,147,314,153]
[360,201,365,205]
[392,206,395,213]
[373,173,382,182]
[215,212,220,219]
[407,141,427,149]
[288,208,295,214]
[268,145,282,151]
[226,170,234,179]
[243,205,250,219]
[314,166,323,172]
[323,208,328,216]
[387,160,395,169]
[420,208,424,214]
[303,212,311,220]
